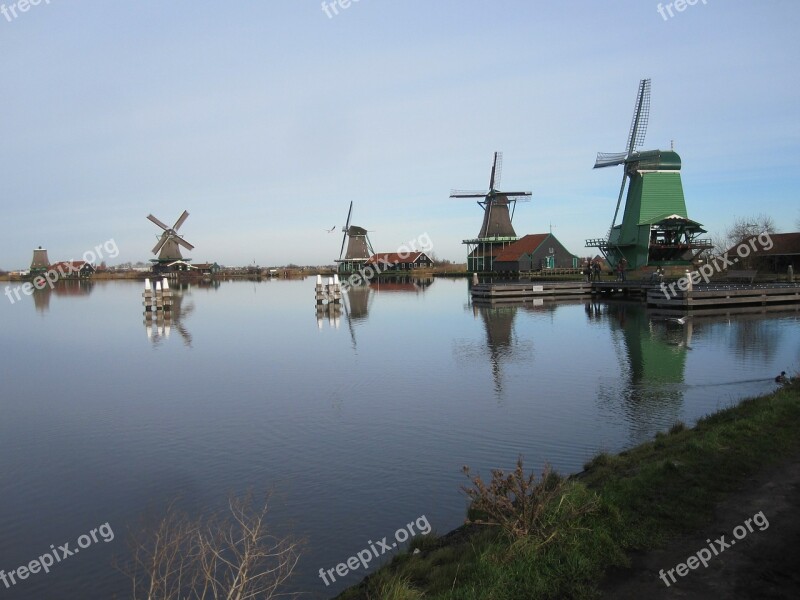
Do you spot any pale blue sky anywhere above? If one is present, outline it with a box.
[1,0,798,267]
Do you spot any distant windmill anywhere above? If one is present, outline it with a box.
[335,201,374,274]
[586,79,711,270]
[147,211,195,271]
[451,152,531,272]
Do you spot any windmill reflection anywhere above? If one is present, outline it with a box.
[340,284,372,350]
[597,302,690,439]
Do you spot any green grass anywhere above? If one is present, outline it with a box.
[335,380,800,599]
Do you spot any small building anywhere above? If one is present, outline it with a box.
[493,233,579,273]
[192,262,221,275]
[49,261,95,278]
[365,252,434,271]
[724,232,800,273]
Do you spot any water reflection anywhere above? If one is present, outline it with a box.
[341,285,371,349]
[31,279,95,313]
[599,303,689,437]
[143,283,195,347]
[370,276,434,293]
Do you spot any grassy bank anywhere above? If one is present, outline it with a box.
[336,379,800,599]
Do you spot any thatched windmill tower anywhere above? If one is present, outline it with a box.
[30,246,50,274]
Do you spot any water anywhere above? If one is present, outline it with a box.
[1,278,798,599]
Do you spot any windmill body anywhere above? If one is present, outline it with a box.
[30,246,50,274]
[586,79,711,270]
[452,152,531,272]
[335,202,375,274]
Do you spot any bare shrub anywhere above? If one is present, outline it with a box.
[124,493,302,600]
[461,457,593,541]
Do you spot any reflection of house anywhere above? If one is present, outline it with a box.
[493,233,578,273]
[49,261,95,278]
[371,276,434,293]
[365,252,433,271]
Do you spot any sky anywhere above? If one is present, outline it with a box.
[1,0,799,268]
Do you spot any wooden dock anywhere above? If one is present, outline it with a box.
[470,280,800,311]
[471,281,592,302]
[646,283,800,311]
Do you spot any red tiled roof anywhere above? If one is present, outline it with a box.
[494,234,550,262]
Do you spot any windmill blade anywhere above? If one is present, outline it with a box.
[489,152,503,190]
[339,230,348,260]
[174,236,195,251]
[172,210,190,231]
[505,194,532,203]
[626,78,651,154]
[608,171,628,234]
[152,234,169,255]
[450,190,489,198]
[492,152,503,189]
[594,152,629,169]
[147,214,170,231]
[502,191,532,197]
[344,201,353,232]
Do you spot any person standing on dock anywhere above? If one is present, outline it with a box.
[617,258,627,282]
[592,260,601,281]
[584,260,592,282]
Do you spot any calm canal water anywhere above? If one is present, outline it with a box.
[1,278,798,598]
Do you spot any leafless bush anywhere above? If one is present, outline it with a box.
[123,493,302,600]
[461,457,596,542]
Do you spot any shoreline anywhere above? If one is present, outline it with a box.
[334,378,800,599]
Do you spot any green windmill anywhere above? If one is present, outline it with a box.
[586,79,712,270]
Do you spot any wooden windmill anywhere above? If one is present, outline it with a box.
[147,210,195,273]
[335,201,375,274]
[585,79,711,270]
[451,152,531,272]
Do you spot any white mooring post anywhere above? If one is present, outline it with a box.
[143,278,153,311]
[789,265,794,283]
[685,269,693,293]
[155,280,163,310]
[315,275,325,305]
[161,278,172,311]
[472,272,479,286]
[332,274,341,304]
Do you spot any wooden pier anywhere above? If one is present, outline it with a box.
[470,280,800,311]
[470,281,592,302]
[646,283,800,311]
